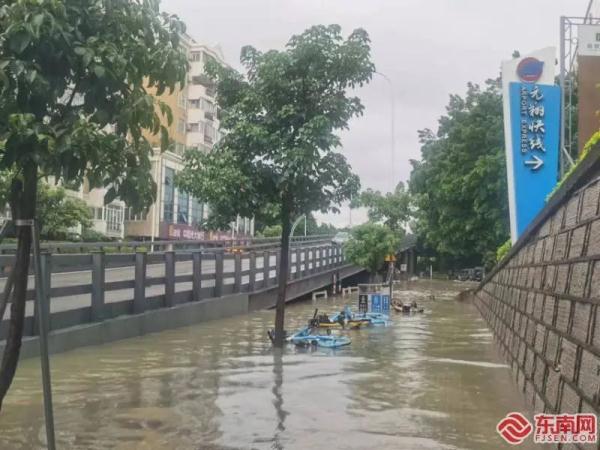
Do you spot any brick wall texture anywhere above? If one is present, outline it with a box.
[475,177,600,428]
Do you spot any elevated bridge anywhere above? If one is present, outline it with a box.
[0,236,364,358]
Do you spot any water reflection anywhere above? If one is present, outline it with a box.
[271,349,287,450]
[0,280,535,449]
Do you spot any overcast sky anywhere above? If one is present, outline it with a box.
[163,0,591,227]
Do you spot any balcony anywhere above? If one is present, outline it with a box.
[187,123,200,133]
[205,87,216,98]
[190,74,215,89]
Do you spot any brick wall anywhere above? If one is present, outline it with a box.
[475,160,600,430]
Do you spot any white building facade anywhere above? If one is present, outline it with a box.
[124,37,253,241]
[13,36,253,242]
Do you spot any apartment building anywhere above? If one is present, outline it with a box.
[123,36,245,241]
[22,35,252,241]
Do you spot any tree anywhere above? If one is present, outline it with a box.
[344,223,399,280]
[409,80,509,268]
[177,25,373,346]
[356,182,411,233]
[37,183,92,240]
[257,214,336,237]
[0,0,187,409]
[261,224,282,238]
[0,174,94,240]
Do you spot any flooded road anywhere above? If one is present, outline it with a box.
[0,280,534,449]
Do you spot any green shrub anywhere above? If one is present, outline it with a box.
[496,239,512,263]
[546,130,600,202]
[81,228,111,242]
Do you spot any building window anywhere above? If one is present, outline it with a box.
[175,143,185,155]
[205,85,216,98]
[200,98,216,114]
[89,207,103,220]
[125,207,147,221]
[187,122,199,132]
[177,91,187,108]
[190,51,201,62]
[191,198,203,226]
[105,205,123,233]
[204,122,216,144]
[177,118,186,134]
[189,99,200,109]
[163,167,175,223]
[177,190,189,224]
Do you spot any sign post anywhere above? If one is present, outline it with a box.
[16,219,56,450]
[501,48,560,242]
[577,24,600,154]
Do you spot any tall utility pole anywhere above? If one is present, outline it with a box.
[375,71,396,191]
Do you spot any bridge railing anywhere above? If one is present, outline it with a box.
[0,243,346,340]
[0,234,335,255]
[0,235,335,276]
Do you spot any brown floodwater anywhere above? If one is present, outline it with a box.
[0,280,535,450]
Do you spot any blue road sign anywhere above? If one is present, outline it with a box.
[508,82,560,237]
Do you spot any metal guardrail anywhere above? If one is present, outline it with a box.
[0,234,335,254]
[0,243,347,340]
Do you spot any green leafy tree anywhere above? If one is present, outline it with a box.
[345,223,399,280]
[357,182,411,233]
[261,224,282,238]
[36,183,92,240]
[177,25,373,346]
[0,174,92,240]
[0,0,187,409]
[409,80,509,268]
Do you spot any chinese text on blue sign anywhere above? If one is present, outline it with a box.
[509,82,560,237]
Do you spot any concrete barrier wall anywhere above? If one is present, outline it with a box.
[475,145,600,421]
[4,264,363,359]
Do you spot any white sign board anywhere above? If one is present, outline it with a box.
[400,264,407,272]
[579,25,600,57]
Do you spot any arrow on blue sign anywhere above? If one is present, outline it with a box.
[524,154,544,171]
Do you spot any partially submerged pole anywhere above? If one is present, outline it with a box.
[28,219,56,450]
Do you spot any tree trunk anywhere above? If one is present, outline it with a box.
[273,205,291,347]
[0,163,37,411]
[0,271,15,330]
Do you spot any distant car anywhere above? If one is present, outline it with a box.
[472,267,484,282]
[457,269,471,281]
[332,232,349,246]
[456,267,484,282]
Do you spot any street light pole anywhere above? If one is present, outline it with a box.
[375,71,396,191]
